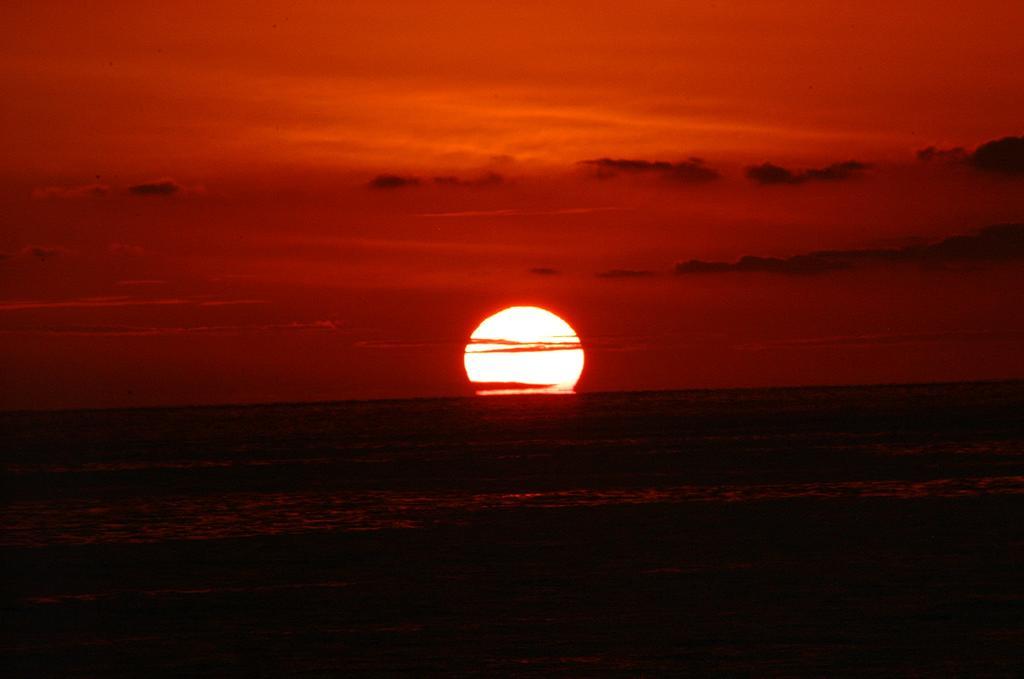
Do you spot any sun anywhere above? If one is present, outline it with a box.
[464,306,584,395]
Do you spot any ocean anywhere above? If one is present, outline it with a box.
[3,381,1024,676]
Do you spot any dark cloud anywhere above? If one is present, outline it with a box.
[1,246,66,262]
[581,157,720,183]
[432,172,504,187]
[675,223,1024,275]
[916,146,968,163]
[596,268,657,279]
[128,179,182,196]
[916,136,1024,176]
[803,161,871,181]
[746,161,870,185]
[23,246,63,261]
[369,173,504,189]
[368,174,421,189]
[968,136,1024,175]
[744,163,799,185]
[529,267,560,275]
[370,171,505,189]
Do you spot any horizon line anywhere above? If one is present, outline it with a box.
[2,376,1021,417]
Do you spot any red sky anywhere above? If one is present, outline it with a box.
[2,1,1023,409]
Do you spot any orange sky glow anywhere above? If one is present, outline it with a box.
[2,1,1023,409]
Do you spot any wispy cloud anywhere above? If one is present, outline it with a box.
[0,320,344,337]
[416,206,626,218]
[595,269,656,279]
[0,296,267,312]
[2,246,71,262]
[740,329,1024,351]
[197,299,269,307]
[917,146,968,163]
[431,172,504,187]
[353,338,460,350]
[116,280,166,287]
[2,246,68,261]
[275,235,537,254]
[467,337,582,353]
[32,178,204,199]
[32,183,110,199]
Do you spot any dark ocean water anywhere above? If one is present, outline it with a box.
[3,382,1024,676]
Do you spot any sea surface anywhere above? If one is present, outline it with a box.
[3,382,1024,676]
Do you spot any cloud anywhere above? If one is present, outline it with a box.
[675,223,1024,275]
[0,295,267,312]
[0,320,344,337]
[289,235,533,255]
[740,329,1024,351]
[432,172,504,187]
[32,183,109,199]
[581,157,720,183]
[34,178,205,198]
[802,161,871,181]
[467,338,582,353]
[676,254,848,275]
[968,136,1024,175]
[368,174,421,189]
[370,172,505,189]
[416,206,625,218]
[116,279,166,286]
[0,296,191,311]
[595,268,657,279]
[128,179,182,196]
[916,146,968,163]
[916,135,1024,176]
[21,246,64,261]
[1,246,67,262]
[196,299,269,306]
[529,267,560,275]
[745,160,870,185]
[744,163,799,185]
[353,338,460,350]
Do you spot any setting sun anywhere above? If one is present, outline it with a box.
[464,306,584,395]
